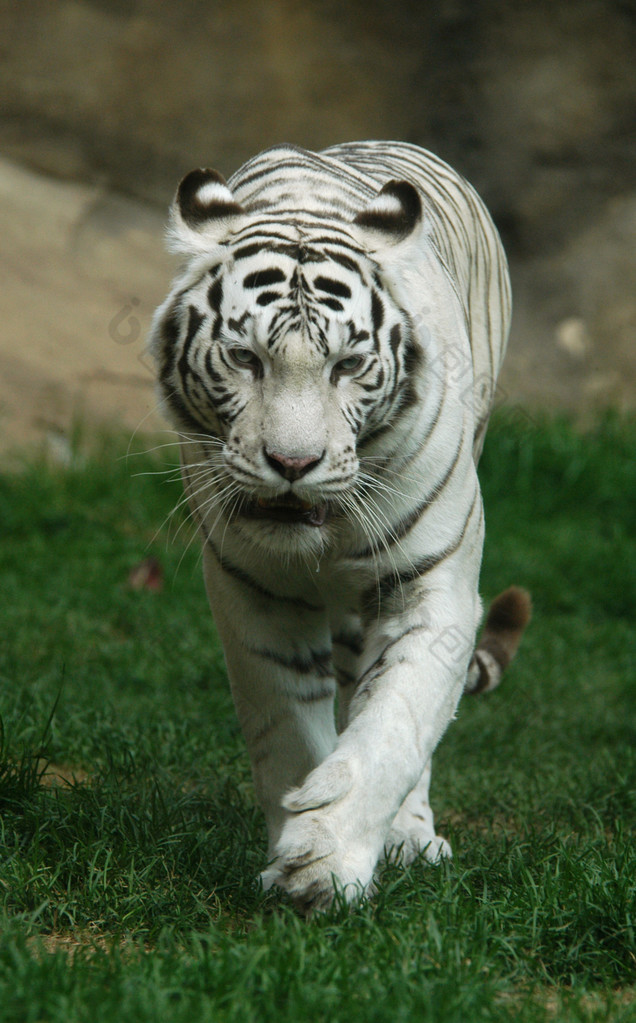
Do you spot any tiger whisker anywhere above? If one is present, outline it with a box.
[218,488,249,562]
[355,471,412,504]
[171,476,245,577]
[148,462,229,547]
[358,457,423,489]
[349,478,420,613]
[175,475,240,538]
[338,491,383,595]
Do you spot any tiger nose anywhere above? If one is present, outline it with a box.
[264,448,325,481]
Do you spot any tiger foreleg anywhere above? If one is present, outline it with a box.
[381,587,531,872]
[383,758,452,867]
[201,545,338,856]
[262,580,477,912]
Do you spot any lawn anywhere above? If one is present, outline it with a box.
[0,412,634,1022]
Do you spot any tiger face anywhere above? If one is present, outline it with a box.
[150,171,426,554]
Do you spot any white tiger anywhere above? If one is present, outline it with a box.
[149,141,530,912]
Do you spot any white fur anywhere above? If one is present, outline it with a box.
[150,142,512,911]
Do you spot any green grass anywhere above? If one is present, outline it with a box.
[0,412,634,1022]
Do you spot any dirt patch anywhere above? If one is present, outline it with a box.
[37,761,92,788]
[497,985,636,1017]
[27,930,132,960]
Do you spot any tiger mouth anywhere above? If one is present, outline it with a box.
[243,494,328,527]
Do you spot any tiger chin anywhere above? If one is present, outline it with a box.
[148,141,531,913]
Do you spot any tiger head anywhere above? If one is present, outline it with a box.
[149,167,431,555]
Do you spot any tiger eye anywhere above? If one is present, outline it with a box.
[337,356,364,372]
[230,347,260,368]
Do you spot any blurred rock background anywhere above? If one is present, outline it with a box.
[1,0,635,452]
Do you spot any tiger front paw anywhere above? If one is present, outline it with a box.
[260,759,379,912]
[261,816,374,912]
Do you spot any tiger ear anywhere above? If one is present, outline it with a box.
[168,168,245,253]
[353,180,423,247]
